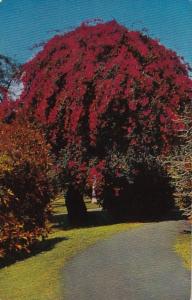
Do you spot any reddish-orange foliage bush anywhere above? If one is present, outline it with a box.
[0,119,54,258]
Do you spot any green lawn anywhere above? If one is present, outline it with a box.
[54,194,100,215]
[0,196,140,300]
[175,233,191,270]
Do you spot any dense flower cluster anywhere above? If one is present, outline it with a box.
[19,21,192,188]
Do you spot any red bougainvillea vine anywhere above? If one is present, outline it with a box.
[18,20,192,189]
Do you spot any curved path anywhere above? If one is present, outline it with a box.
[62,220,191,300]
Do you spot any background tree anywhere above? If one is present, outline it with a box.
[0,54,20,99]
[0,54,21,121]
[18,20,192,220]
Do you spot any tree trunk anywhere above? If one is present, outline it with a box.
[65,185,87,225]
[91,177,98,204]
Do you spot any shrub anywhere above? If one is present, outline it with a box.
[102,153,174,220]
[164,113,192,219]
[0,119,54,258]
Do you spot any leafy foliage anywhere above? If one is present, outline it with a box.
[0,119,55,258]
[101,153,174,219]
[164,113,192,219]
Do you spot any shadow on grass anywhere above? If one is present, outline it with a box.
[51,208,185,230]
[0,236,68,269]
[53,203,66,208]
[1,208,185,269]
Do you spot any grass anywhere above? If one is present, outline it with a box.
[54,194,100,215]
[175,233,191,270]
[0,196,140,300]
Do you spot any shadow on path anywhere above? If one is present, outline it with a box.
[51,208,186,230]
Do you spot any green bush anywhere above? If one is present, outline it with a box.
[165,115,192,219]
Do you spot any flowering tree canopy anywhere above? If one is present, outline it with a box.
[19,20,192,191]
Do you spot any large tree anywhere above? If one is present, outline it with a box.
[18,21,192,221]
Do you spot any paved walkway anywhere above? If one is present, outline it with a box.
[62,220,191,300]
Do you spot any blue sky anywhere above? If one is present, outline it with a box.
[0,0,191,65]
